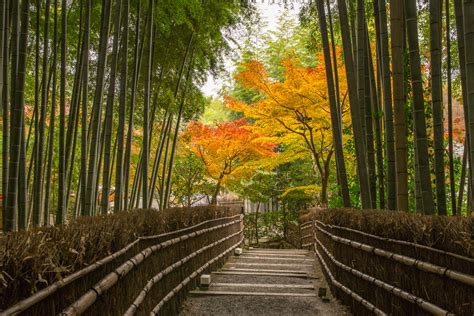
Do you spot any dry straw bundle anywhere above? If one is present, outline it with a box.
[0,206,237,312]
[302,208,473,258]
[303,208,473,315]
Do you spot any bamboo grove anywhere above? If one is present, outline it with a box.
[0,0,253,232]
[303,0,474,215]
[2,0,474,233]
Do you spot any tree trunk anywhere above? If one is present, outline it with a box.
[446,0,456,215]
[463,0,474,213]
[326,0,342,125]
[364,23,376,208]
[211,176,224,205]
[316,0,351,207]
[336,0,372,208]
[367,25,384,209]
[80,0,91,216]
[44,0,58,225]
[255,202,260,245]
[357,0,366,136]
[159,120,172,210]
[85,0,112,215]
[430,0,446,215]
[1,0,8,229]
[405,0,435,214]
[33,0,50,227]
[100,0,122,214]
[142,0,153,208]
[124,1,143,210]
[6,0,29,232]
[163,38,195,209]
[114,0,129,212]
[390,0,409,211]
[57,0,67,224]
[458,141,467,214]
[376,0,394,210]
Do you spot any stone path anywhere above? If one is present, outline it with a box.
[179,248,350,315]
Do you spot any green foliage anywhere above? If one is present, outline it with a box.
[199,97,231,126]
[170,152,213,207]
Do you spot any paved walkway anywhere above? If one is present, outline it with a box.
[179,248,350,315]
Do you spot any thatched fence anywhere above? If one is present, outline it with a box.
[300,208,473,316]
[285,222,301,248]
[1,206,243,315]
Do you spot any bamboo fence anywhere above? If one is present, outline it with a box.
[285,222,301,248]
[300,221,313,249]
[300,210,474,316]
[2,209,243,316]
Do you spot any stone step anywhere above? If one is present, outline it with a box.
[241,252,309,258]
[232,256,315,263]
[221,267,308,274]
[224,263,312,271]
[189,290,318,297]
[211,273,314,286]
[179,295,323,316]
[212,271,315,278]
[206,283,316,294]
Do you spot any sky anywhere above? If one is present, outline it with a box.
[201,1,303,97]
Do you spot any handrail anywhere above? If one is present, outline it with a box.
[125,230,243,315]
[150,236,244,315]
[140,214,241,241]
[315,220,474,264]
[315,223,474,287]
[1,214,240,315]
[61,217,242,315]
[315,238,453,315]
[314,243,386,316]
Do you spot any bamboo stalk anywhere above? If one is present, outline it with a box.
[315,223,474,287]
[315,238,453,315]
[314,220,474,263]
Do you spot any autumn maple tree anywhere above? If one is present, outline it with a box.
[227,53,349,206]
[186,119,275,204]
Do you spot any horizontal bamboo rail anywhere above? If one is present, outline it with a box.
[315,223,474,287]
[313,243,387,316]
[150,236,244,315]
[125,229,243,315]
[61,217,242,315]
[140,214,241,241]
[300,223,314,249]
[2,214,241,316]
[315,220,474,264]
[315,237,453,315]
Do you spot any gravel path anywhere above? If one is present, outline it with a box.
[179,248,350,316]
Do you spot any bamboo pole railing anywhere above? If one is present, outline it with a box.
[315,222,474,287]
[124,230,243,315]
[315,220,474,264]
[313,243,387,316]
[315,237,453,315]
[306,216,474,315]
[300,221,314,248]
[61,217,243,315]
[150,236,244,315]
[2,214,242,316]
